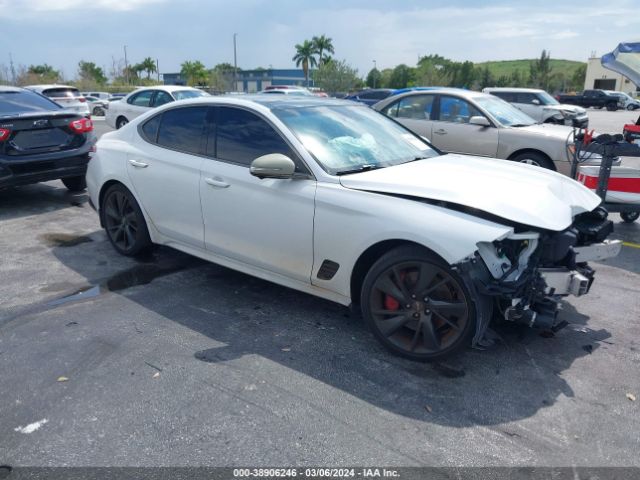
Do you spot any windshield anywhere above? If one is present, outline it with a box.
[537,91,559,105]
[173,89,208,101]
[273,105,438,175]
[42,88,81,98]
[474,96,536,127]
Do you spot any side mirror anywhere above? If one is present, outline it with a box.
[250,153,296,179]
[469,116,490,127]
[531,99,541,105]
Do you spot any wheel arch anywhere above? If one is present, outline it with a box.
[507,148,556,171]
[349,239,447,309]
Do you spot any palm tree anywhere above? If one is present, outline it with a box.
[180,60,208,86]
[292,40,318,86]
[140,57,157,79]
[312,35,335,66]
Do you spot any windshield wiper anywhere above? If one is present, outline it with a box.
[335,164,382,176]
[510,123,531,128]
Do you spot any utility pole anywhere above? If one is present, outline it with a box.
[372,60,377,89]
[233,33,238,92]
[124,45,129,85]
[156,58,160,83]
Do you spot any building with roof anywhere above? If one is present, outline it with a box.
[162,68,315,92]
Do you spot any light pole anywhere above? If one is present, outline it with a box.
[233,33,238,92]
[372,60,377,88]
[124,45,129,85]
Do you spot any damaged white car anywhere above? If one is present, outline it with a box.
[87,96,621,361]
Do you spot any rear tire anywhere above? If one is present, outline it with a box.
[606,102,618,111]
[101,184,152,256]
[511,152,555,170]
[116,116,129,129]
[621,211,639,223]
[92,106,105,116]
[61,175,86,192]
[360,245,476,361]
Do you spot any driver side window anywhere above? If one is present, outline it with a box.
[438,96,483,124]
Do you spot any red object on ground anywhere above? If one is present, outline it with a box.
[577,166,640,204]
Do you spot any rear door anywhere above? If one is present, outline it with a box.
[122,90,154,121]
[379,94,436,140]
[126,106,206,247]
[430,95,498,157]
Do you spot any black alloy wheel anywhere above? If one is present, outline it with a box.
[361,246,476,361]
[102,184,151,256]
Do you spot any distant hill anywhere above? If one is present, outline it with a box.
[475,58,586,80]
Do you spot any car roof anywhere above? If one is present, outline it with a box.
[157,95,360,111]
[131,85,202,93]
[0,86,25,93]
[483,87,544,93]
[385,88,488,102]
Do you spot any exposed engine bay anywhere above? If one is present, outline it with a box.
[456,206,622,346]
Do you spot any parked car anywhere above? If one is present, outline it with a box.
[605,90,640,110]
[81,91,111,101]
[109,93,127,101]
[556,89,624,111]
[24,84,90,117]
[373,88,608,175]
[483,87,588,128]
[344,88,395,106]
[86,95,620,361]
[85,96,108,116]
[105,86,208,129]
[0,86,94,191]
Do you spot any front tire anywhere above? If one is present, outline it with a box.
[621,211,639,223]
[92,106,105,116]
[360,246,476,361]
[606,102,618,111]
[101,184,152,256]
[61,175,86,192]
[511,152,555,170]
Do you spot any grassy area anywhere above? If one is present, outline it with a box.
[476,58,586,79]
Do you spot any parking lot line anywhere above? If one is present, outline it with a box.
[622,241,640,249]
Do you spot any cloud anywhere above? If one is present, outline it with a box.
[0,0,166,16]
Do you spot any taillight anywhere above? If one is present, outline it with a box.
[0,128,10,142]
[69,118,93,134]
[78,97,87,103]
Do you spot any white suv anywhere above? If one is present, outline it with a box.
[483,87,588,128]
[24,85,90,117]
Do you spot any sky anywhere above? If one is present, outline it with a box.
[2,0,640,79]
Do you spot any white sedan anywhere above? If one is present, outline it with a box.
[87,96,620,361]
[105,85,208,129]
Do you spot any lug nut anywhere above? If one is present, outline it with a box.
[405,304,411,309]
[413,313,419,318]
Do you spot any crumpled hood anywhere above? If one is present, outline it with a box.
[544,103,586,115]
[339,154,601,231]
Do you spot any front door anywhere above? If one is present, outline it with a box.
[430,95,499,157]
[199,106,316,282]
[380,94,435,141]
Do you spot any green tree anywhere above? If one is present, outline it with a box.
[365,68,381,88]
[138,57,157,79]
[529,49,552,90]
[312,34,335,66]
[569,64,587,92]
[509,69,523,87]
[27,64,60,83]
[292,40,318,86]
[389,64,415,89]
[314,59,359,95]
[478,66,495,89]
[180,60,208,86]
[77,61,107,85]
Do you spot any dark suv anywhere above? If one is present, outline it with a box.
[0,86,95,191]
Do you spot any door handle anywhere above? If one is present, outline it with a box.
[433,129,447,135]
[204,177,230,188]
[128,159,149,168]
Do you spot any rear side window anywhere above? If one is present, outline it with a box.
[152,91,173,107]
[42,88,81,98]
[157,106,207,154]
[128,90,153,107]
[213,106,296,167]
[383,95,434,120]
[0,90,61,114]
[140,115,162,143]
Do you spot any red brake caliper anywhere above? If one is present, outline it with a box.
[383,270,405,311]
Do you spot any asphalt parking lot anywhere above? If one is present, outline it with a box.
[0,110,639,467]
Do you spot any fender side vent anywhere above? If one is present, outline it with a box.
[317,260,340,280]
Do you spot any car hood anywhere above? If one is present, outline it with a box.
[544,103,586,115]
[339,154,601,231]
[507,122,576,141]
